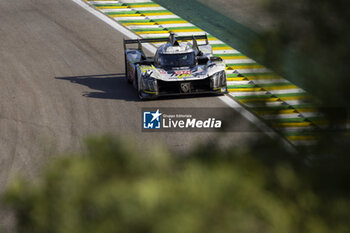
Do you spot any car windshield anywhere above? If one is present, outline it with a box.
[159,52,195,68]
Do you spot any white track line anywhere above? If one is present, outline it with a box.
[232,68,271,74]
[227,81,252,85]
[229,91,267,96]
[219,96,275,136]
[262,113,302,120]
[121,0,153,2]
[268,89,306,94]
[213,49,238,54]
[138,34,170,38]
[131,7,167,11]
[249,79,290,84]
[279,126,316,132]
[114,16,149,20]
[71,0,157,53]
[219,96,296,152]
[159,23,195,28]
[127,25,162,29]
[100,9,135,13]
[146,15,180,19]
[89,1,121,3]
[100,8,167,12]
[223,59,256,64]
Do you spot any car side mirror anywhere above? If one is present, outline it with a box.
[197,56,209,65]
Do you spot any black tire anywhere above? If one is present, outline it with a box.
[133,69,138,89]
[125,55,132,84]
[136,72,145,100]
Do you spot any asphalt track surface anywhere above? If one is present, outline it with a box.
[0,0,263,228]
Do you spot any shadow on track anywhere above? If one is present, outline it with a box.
[56,73,222,102]
[55,73,140,101]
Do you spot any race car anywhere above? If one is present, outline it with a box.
[123,32,227,100]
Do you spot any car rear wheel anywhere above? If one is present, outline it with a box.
[133,69,143,100]
[125,55,132,84]
[137,77,145,100]
[133,69,138,89]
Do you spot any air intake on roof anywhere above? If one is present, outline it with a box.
[169,32,179,46]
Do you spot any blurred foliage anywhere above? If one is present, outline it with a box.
[252,0,350,156]
[3,136,350,233]
[256,0,350,107]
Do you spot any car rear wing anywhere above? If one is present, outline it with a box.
[123,33,208,50]
[123,32,209,58]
